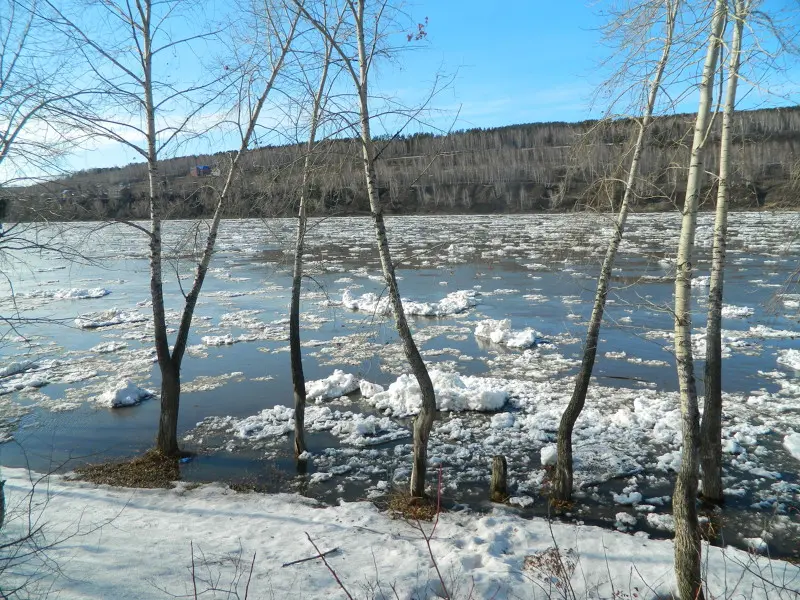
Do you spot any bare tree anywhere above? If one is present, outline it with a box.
[672,1,727,598]
[0,0,83,186]
[290,28,335,458]
[296,0,439,497]
[552,0,680,502]
[46,0,299,455]
[700,0,751,506]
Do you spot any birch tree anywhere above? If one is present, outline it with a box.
[290,33,335,457]
[295,0,439,497]
[552,0,679,502]
[700,0,751,505]
[48,0,299,455]
[671,1,727,597]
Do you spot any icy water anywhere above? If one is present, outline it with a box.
[1,213,799,558]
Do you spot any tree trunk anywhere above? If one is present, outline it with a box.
[490,455,508,502]
[290,46,331,458]
[552,0,679,502]
[156,359,181,456]
[151,12,299,455]
[353,0,436,498]
[673,2,726,598]
[700,0,747,505]
[290,217,307,456]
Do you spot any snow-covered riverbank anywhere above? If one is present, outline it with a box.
[3,467,798,599]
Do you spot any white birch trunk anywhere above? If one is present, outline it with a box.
[673,1,727,597]
[700,0,748,505]
[553,0,679,502]
[352,0,436,498]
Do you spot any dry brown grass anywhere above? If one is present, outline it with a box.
[384,489,441,522]
[73,450,180,488]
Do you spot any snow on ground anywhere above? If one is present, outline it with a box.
[342,289,478,317]
[474,318,543,349]
[2,467,798,600]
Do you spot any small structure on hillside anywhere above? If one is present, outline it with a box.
[190,165,212,177]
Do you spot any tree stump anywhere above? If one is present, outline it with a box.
[490,456,508,502]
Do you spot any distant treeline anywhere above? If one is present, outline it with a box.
[6,105,800,221]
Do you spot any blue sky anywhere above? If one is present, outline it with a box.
[61,0,800,173]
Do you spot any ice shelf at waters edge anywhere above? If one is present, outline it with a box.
[2,467,798,600]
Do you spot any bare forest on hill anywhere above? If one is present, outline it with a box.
[5,105,800,221]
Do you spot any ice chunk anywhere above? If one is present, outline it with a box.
[75,309,147,329]
[783,432,800,461]
[0,361,37,377]
[358,380,385,398]
[540,445,557,466]
[474,319,542,349]
[366,370,508,417]
[490,412,515,429]
[777,349,800,371]
[98,380,154,408]
[202,334,235,346]
[721,305,754,319]
[90,341,128,353]
[306,370,359,401]
[342,289,477,317]
[612,491,643,505]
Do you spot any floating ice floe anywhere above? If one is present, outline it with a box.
[16,287,111,300]
[90,341,128,354]
[97,380,154,408]
[364,369,509,417]
[341,289,478,317]
[784,433,800,462]
[721,305,755,319]
[306,370,359,401]
[777,349,800,371]
[474,319,543,349]
[202,334,235,346]
[0,361,37,378]
[191,404,409,448]
[75,308,147,329]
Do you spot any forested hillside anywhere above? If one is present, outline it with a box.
[7,105,799,221]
